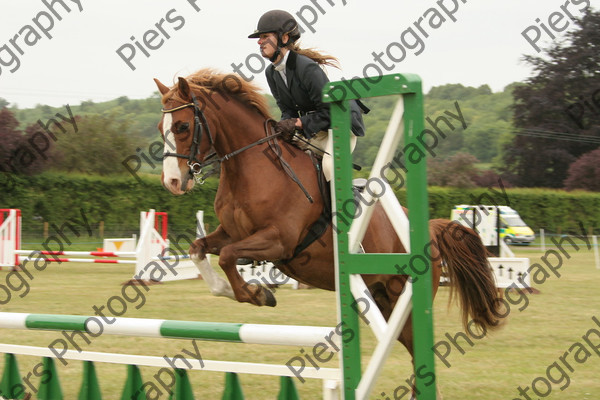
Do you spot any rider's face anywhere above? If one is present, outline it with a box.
[258,33,277,59]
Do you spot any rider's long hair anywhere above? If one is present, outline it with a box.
[287,42,340,70]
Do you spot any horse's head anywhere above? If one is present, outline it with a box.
[154,77,214,195]
[155,69,275,194]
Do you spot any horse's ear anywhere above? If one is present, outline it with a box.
[177,77,192,100]
[154,78,170,95]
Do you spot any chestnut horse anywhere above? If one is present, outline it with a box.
[153,69,504,379]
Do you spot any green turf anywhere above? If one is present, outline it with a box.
[0,245,598,399]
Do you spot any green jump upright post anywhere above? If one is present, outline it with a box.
[324,73,436,399]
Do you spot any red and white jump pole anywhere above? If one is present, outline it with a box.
[0,209,200,283]
[17,256,137,264]
[18,250,136,257]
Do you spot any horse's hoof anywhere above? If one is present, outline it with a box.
[263,288,277,307]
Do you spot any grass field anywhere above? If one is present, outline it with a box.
[0,244,599,399]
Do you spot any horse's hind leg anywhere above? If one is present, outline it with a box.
[380,276,443,399]
[398,315,443,399]
[217,226,286,307]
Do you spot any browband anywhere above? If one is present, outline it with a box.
[161,103,195,113]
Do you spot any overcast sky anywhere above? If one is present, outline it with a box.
[0,0,593,109]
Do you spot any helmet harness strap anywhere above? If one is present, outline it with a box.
[268,28,294,63]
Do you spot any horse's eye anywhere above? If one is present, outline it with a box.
[176,122,189,133]
[176,122,190,133]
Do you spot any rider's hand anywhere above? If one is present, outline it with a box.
[275,119,298,142]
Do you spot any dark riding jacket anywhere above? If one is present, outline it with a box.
[266,51,368,138]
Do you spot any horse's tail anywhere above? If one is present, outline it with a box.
[430,219,506,334]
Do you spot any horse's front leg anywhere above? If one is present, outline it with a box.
[189,225,235,300]
[218,226,287,307]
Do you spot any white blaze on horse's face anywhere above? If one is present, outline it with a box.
[161,112,191,195]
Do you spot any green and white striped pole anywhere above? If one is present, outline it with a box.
[0,313,339,349]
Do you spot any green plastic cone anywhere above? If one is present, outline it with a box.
[38,357,63,399]
[277,376,299,400]
[0,353,24,399]
[221,372,244,400]
[168,369,195,400]
[120,365,145,400]
[78,361,102,400]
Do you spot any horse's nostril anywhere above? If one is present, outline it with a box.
[170,178,180,190]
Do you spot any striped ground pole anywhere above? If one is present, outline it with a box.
[17,257,138,264]
[16,251,189,263]
[0,313,339,349]
[15,250,136,257]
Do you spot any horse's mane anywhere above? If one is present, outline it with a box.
[165,68,272,119]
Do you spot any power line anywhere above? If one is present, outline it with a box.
[513,129,600,145]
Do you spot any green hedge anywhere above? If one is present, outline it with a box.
[396,186,600,234]
[1,173,598,236]
[0,173,219,235]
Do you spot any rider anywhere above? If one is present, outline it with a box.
[248,9,369,181]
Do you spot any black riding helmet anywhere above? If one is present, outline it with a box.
[248,10,300,61]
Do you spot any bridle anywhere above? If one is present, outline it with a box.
[161,92,287,186]
[160,90,313,202]
[161,93,217,184]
